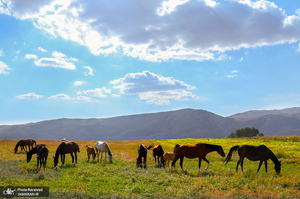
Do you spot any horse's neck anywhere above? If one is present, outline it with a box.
[269,151,280,165]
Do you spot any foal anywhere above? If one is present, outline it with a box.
[86,145,96,162]
[163,152,175,171]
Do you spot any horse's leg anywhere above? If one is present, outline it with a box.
[62,154,65,165]
[75,152,77,164]
[171,157,179,172]
[100,152,103,163]
[236,159,241,172]
[264,160,268,173]
[96,150,99,162]
[154,156,157,167]
[198,158,202,172]
[70,153,74,163]
[44,157,47,171]
[105,152,107,164]
[144,156,147,169]
[87,154,90,162]
[257,161,263,173]
[240,159,244,173]
[203,157,210,170]
[180,157,184,172]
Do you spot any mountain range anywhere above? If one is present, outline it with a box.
[1,107,300,140]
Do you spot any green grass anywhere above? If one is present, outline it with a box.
[1,137,300,198]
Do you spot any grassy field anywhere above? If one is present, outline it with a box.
[0,136,300,198]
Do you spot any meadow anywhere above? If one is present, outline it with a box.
[0,136,299,198]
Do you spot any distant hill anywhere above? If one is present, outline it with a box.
[0,108,300,140]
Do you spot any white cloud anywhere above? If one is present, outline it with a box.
[227,70,239,78]
[74,81,86,86]
[15,92,43,100]
[75,95,96,102]
[38,47,47,52]
[49,94,71,100]
[77,87,111,98]
[0,49,3,56]
[3,0,300,62]
[83,66,94,76]
[25,54,38,59]
[0,61,11,74]
[25,51,77,70]
[110,71,199,105]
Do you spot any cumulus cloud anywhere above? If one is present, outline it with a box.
[110,71,199,105]
[74,81,86,86]
[83,66,94,76]
[15,92,43,100]
[0,61,11,74]
[38,47,47,52]
[0,49,3,56]
[25,51,77,70]
[75,95,96,102]
[2,0,300,62]
[48,94,71,100]
[77,87,111,98]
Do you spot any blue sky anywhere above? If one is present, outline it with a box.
[1,0,300,125]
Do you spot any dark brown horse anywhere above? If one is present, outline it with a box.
[136,144,153,169]
[26,144,46,163]
[37,145,49,171]
[86,145,96,162]
[14,139,28,153]
[171,143,225,172]
[27,139,36,150]
[224,145,281,174]
[53,141,80,167]
[152,145,165,168]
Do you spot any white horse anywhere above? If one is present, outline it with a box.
[95,141,113,163]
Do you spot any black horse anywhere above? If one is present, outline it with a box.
[54,141,80,167]
[224,145,281,174]
[136,144,153,169]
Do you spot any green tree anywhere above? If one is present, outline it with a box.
[228,127,263,138]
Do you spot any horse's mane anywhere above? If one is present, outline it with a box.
[105,142,112,156]
[202,143,220,151]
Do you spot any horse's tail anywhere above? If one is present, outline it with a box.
[224,145,240,164]
[147,145,153,150]
[173,144,180,153]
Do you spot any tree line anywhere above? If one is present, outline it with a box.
[228,127,264,138]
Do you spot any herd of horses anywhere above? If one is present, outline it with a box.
[14,139,282,175]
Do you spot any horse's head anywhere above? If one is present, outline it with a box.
[53,156,58,167]
[217,146,226,157]
[108,154,113,163]
[26,152,32,163]
[275,161,281,175]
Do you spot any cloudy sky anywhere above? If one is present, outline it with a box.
[1,0,300,124]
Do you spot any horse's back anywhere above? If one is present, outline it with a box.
[95,141,108,151]
[174,144,203,159]
[239,145,270,161]
[153,145,164,156]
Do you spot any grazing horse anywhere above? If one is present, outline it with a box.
[27,139,36,150]
[152,145,165,168]
[37,145,49,171]
[86,145,96,162]
[224,145,281,174]
[53,141,80,167]
[136,144,153,169]
[26,144,46,163]
[163,152,175,170]
[14,139,28,153]
[172,143,225,172]
[95,141,113,164]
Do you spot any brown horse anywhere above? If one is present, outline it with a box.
[172,143,225,172]
[136,144,153,169]
[224,145,281,174]
[152,145,165,168]
[26,144,46,163]
[53,141,80,167]
[14,139,28,153]
[86,145,96,162]
[37,145,49,171]
[163,152,175,170]
[27,139,36,150]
